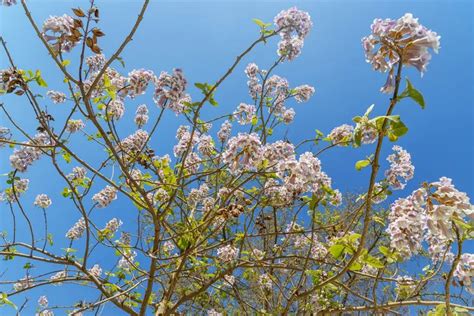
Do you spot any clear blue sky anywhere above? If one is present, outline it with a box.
[1,0,473,314]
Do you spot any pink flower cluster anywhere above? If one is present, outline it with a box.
[34,194,52,208]
[47,90,66,104]
[362,13,440,93]
[173,125,200,157]
[10,132,54,172]
[66,119,85,133]
[2,0,16,6]
[217,244,239,263]
[387,189,426,258]
[86,54,106,72]
[328,124,354,146]
[118,129,149,158]
[387,177,473,262]
[222,133,262,174]
[153,68,191,114]
[42,15,78,53]
[217,120,232,143]
[385,145,414,190]
[134,104,149,127]
[233,103,256,125]
[92,185,117,208]
[274,7,313,61]
[66,217,86,240]
[453,253,474,293]
[127,69,155,98]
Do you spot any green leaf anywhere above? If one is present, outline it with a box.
[355,159,371,171]
[349,261,363,271]
[251,116,258,126]
[61,59,71,67]
[372,216,385,226]
[62,151,72,163]
[400,79,425,109]
[389,120,408,138]
[363,254,385,268]
[364,104,375,116]
[252,18,271,28]
[379,246,391,257]
[328,244,345,259]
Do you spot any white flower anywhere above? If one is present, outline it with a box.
[34,194,52,208]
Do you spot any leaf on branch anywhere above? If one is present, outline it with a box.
[355,159,371,171]
[328,244,345,259]
[399,78,425,109]
[61,59,71,67]
[252,18,271,29]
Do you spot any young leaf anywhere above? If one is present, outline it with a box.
[355,159,371,171]
[329,244,345,259]
[400,79,425,109]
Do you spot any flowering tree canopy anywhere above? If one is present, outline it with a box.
[0,1,473,316]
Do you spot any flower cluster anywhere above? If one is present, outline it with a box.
[50,270,66,284]
[42,15,80,53]
[197,134,215,156]
[92,185,117,208]
[103,218,123,236]
[424,177,473,260]
[10,132,54,172]
[118,250,137,270]
[47,90,66,104]
[274,7,313,61]
[258,273,272,290]
[217,120,232,142]
[13,276,32,291]
[106,99,125,120]
[0,178,29,202]
[150,188,170,204]
[387,177,472,262]
[34,194,52,208]
[245,63,261,100]
[0,127,11,147]
[223,133,262,174]
[173,125,199,157]
[65,217,86,240]
[453,253,474,293]
[327,124,354,146]
[293,84,315,102]
[134,104,149,127]
[118,129,149,160]
[2,0,17,6]
[153,68,190,114]
[207,309,222,316]
[233,103,256,125]
[163,240,175,253]
[89,264,102,278]
[362,13,440,93]
[86,54,106,72]
[66,119,85,133]
[67,166,86,181]
[282,107,296,124]
[187,183,210,210]
[127,69,155,98]
[385,145,414,190]
[217,244,239,263]
[38,296,48,307]
[386,189,426,257]
[277,152,321,194]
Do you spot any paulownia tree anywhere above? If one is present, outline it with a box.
[0,0,473,315]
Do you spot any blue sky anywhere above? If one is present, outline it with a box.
[1,0,473,314]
